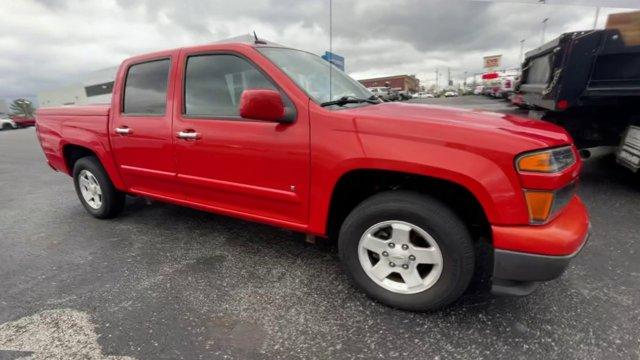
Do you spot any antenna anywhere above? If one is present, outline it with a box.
[253,31,266,45]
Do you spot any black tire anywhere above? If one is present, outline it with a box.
[72,156,125,219]
[338,191,475,311]
[2,123,11,130]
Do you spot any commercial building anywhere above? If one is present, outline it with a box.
[37,66,118,107]
[358,75,420,93]
[0,100,8,115]
[36,35,283,108]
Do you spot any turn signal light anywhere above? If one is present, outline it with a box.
[516,146,575,173]
[523,182,578,224]
[524,191,554,223]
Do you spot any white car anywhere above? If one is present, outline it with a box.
[1,116,17,131]
[412,92,434,99]
[444,91,458,97]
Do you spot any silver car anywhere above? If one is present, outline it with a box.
[368,87,394,101]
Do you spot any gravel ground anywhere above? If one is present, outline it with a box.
[1,96,639,359]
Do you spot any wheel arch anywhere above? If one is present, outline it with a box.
[62,144,97,175]
[324,168,493,245]
[61,142,127,190]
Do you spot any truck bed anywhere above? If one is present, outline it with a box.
[36,105,111,175]
[37,104,110,117]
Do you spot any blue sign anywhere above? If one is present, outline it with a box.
[321,51,345,71]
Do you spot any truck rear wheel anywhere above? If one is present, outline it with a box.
[73,156,125,219]
[338,191,474,311]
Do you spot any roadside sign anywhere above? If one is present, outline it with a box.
[322,51,345,71]
[483,55,502,69]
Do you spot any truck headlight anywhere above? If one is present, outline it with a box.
[516,146,576,173]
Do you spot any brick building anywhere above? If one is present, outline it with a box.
[358,75,420,93]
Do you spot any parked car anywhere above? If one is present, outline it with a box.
[412,92,434,99]
[11,115,36,127]
[387,88,401,101]
[397,91,412,101]
[368,87,394,101]
[36,39,590,311]
[486,85,501,97]
[1,116,18,131]
[498,76,518,99]
[473,86,484,95]
[443,91,458,97]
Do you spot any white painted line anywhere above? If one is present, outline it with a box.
[0,309,135,359]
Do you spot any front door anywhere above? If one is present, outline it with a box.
[110,54,182,199]
[173,51,309,226]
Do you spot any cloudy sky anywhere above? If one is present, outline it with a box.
[0,0,638,104]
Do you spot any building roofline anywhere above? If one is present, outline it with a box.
[357,75,418,82]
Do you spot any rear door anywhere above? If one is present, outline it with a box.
[110,52,182,199]
[172,49,310,227]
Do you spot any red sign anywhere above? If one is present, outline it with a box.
[482,72,499,80]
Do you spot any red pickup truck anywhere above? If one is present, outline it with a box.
[36,39,590,311]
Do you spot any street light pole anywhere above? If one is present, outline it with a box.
[519,39,525,64]
[593,6,600,29]
[541,18,549,45]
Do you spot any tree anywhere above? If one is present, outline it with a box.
[10,99,35,119]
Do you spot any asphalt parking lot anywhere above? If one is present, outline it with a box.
[1,96,639,359]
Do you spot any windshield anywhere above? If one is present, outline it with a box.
[258,47,373,105]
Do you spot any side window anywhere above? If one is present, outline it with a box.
[184,54,276,117]
[123,59,170,115]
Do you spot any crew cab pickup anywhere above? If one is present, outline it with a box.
[36,39,590,311]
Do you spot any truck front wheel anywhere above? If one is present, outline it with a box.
[338,191,475,311]
[73,156,125,219]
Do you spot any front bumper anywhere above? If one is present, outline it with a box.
[490,196,590,296]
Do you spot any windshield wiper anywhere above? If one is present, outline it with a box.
[320,95,380,107]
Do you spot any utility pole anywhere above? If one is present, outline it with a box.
[593,6,600,29]
[435,69,439,91]
[447,67,451,88]
[519,39,525,64]
[541,18,549,45]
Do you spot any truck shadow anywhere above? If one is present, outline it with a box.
[117,195,526,314]
[580,154,640,192]
[101,154,636,319]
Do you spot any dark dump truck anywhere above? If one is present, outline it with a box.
[519,27,640,172]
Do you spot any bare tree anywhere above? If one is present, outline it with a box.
[10,99,35,118]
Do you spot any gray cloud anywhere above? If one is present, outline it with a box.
[0,0,635,102]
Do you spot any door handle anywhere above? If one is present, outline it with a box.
[177,131,201,140]
[115,127,132,135]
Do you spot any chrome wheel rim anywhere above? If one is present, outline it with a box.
[78,170,103,209]
[358,220,443,294]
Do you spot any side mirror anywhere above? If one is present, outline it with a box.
[239,89,285,122]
